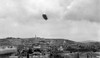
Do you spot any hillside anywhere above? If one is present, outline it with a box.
[0,37,75,46]
[0,37,100,52]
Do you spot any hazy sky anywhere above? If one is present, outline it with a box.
[0,0,100,41]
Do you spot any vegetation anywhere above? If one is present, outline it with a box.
[0,37,100,53]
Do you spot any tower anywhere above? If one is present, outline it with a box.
[35,34,37,39]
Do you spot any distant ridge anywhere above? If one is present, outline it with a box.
[81,40,100,43]
[0,37,100,48]
[0,37,75,46]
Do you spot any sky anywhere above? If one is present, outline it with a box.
[0,0,100,41]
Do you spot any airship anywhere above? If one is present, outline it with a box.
[42,13,48,20]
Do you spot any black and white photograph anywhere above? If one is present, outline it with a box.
[0,0,100,58]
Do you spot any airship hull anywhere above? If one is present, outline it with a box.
[42,14,48,20]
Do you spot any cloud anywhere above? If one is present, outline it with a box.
[0,0,100,41]
[0,0,74,24]
[0,0,99,23]
[64,0,100,22]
